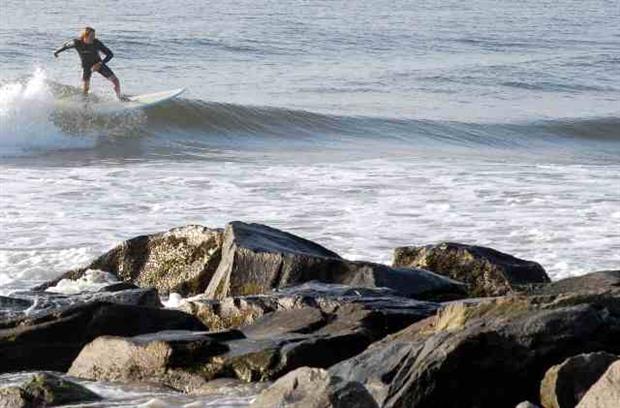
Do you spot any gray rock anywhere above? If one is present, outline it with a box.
[537,270,620,296]
[250,367,378,408]
[0,373,100,407]
[69,293,438,390]
[205,222,465,300]
[1,285,161,321]
[204,222,341,299]
[393,242,550,297]
[0,301,206,373]
[181,282,438,331]
[328,290,620,408]
[69,331,231,392]
[576,360,620,408]
[540,352,618,408]
[37,225,223,296]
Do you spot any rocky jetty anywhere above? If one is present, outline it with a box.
[68,291,439,391]
[2,221,618,407]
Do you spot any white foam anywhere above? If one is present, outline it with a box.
[0,68,94,156]
[162,292,185,308]
[1,157,618,291]
[45,269,119,295]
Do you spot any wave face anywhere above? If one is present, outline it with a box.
[1,74,619,162]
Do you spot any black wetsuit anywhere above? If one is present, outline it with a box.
[55,38,115,81]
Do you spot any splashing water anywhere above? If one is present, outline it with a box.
[0,69,98,156]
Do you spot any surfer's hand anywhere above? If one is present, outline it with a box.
[92,62,102,71]
[53,52,58,58]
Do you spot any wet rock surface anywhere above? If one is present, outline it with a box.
[1,285,161,321]
[393,242,550,297]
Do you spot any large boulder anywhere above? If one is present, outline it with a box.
[540,352,618,408]
[0,301,206,373]
[68,331,232,392]
[576,360,620,408]
[204,222,341,298]
[37,225,223,296]
[327,289,620,408]
[393,242,550,297]
[0,373,100,407]
[205,222,465,300]
[250,367,378,408]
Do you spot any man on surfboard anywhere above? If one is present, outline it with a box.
[54,27,128,101]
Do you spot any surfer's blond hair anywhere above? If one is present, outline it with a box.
[80,26,95,41]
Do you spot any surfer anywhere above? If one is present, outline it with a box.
[54,27,128,101]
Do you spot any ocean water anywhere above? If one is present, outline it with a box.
[1,0,619,405]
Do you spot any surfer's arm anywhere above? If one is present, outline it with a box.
[54,40,75,57]
[97,40,114,64]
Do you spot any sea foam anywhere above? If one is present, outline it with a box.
[0,69,94,156]
[45,269,119,295]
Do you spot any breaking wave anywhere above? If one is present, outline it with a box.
[1,72,618,161]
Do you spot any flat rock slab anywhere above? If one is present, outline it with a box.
[393,242,549,297]
[537,270,620,296]
[37,225,223,296]
[540,352,618,408]
[1,285,161,321]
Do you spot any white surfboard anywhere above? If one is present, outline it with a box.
[55,88,185,114]
[123,88,186,109]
